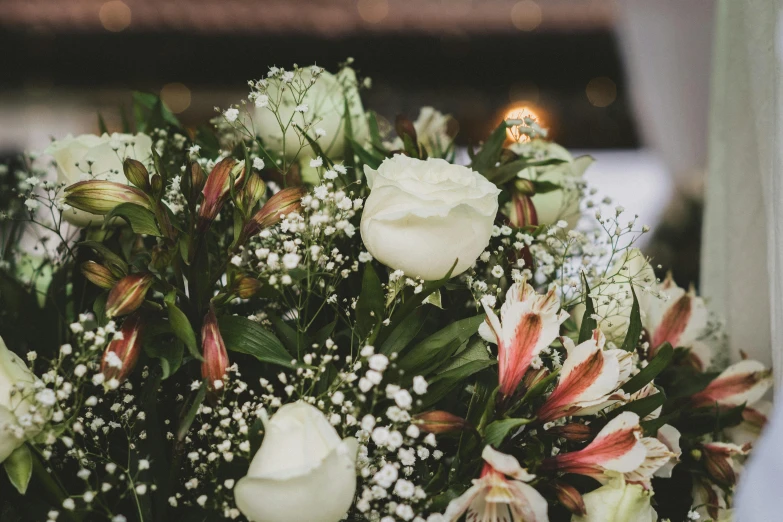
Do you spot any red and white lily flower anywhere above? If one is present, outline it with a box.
[690,360,772,409]
[444,445,549,522]
[642,273,708,359]
[624,424,682,488]
[537,330,633,423]
[542,412,646,481]
[479,282,568,398]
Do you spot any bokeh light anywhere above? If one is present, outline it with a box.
[99,1,131,33]
[510,0,542,32]
[357,0,389,24]
[504,105,544,142]
[160,83,192,114]
[585,76,617,107]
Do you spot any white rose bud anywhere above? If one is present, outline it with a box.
[360,156,500,280]
[235,402,358,522]
[44,133,153,227]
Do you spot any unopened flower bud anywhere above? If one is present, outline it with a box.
[105,273,154,318]
[552,481,586,517]
[702,442,750,486]
[412,411,469,434]
[188,162,206,202]
[240,186,306,242]
[241,173,267,211]
[235,276,262,299]
[198,158,245,231]
[81,261,118,289]
[546,423,592,442]
[123,158,150,191]
[201,307,229,389]
[64,180,151,215]
[510,191,538,228]
[101,313,144,384]
[150,173,163,199]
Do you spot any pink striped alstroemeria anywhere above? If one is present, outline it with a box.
[725,400,772,446]
[643,273,708,358]
[624,424,682,488]
[479,282,568,398]
[443,446,548,522]
[198,158,245,232]
[542,412,646,481]
[690,360,772,409]
[536,330,633,423]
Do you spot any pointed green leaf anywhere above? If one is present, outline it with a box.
[356,264,385,342]
[219,315,295,368]
[578,274,597,344]
[164,297,202,361]
[104,203,162,237]
[621,286,642,352]
[470,121,507,174]
[622,343,674,395]
[4,444,32,494]
[484,418,534,447]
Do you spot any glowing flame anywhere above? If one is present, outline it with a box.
[504,105,543,143]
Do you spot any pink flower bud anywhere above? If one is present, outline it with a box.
[105,273,154,318]
[201,307,229,389]
[63,180,151,215]
[101,313,144,384]
[552,481,586,517]
[240,186,306,242]
[412,411,469,434]
[510,191,538,228]
[198,158,245,230]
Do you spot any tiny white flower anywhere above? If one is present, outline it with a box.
[224,108,239,122]
[252,157,265,170]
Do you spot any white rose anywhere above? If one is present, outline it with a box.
[510,139,593,227]
[572,248,656,345]
[234,402,358,522]
[45,132,153,227]
[360,155,500,280]
[572,473,657,522]
[254,66,368,162]
[0,337,39,464]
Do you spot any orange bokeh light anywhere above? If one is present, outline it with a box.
[504,105,543,142]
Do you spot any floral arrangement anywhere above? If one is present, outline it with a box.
[0,62,772,522]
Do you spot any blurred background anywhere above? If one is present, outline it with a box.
[0,0,714,284]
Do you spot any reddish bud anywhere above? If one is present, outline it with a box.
[412,411,469,434]
[201,307,229,390]
[81,261,118,289]
[547,423,593,442]
[240,186,306,242]
[190,163,206,194]
[101,313,144,384]
[105,273,154,318]
[198,158,245,230]
[702,442,749,486]
[510,191,538,228]
[64,180,151,215]
[123,158,150,191]
[552,481,586,517]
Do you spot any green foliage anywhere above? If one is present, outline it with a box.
[622,343,674,395]
[484,418,534,448]
[3,445,32,495]
[105,203,162,237]
[218,315,296,368]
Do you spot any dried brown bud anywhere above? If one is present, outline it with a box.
[552,481,586,517]
[546,423,592,442]
[235,276,262,299]
[81,261,118,289]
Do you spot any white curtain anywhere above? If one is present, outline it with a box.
[701,0,781,373]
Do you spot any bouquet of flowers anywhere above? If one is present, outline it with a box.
[0,62,772,522]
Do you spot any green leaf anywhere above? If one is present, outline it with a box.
[3,444,32,494]
[177,381,206,441]
[622,343,674,395]
[219,315,295,368]
[376,259,459,346]
[348,137,384,170]
[520,368,560,404]
[105,203,162,237]
[421,359,497,408]
[368,111,384,150]
[144,337,184,379]
[437,337,490,373]
[578,274,597,344]
[355,264,385,342]
[165,298,201,361]
[470,121,507,174]
[484,418,534,447]
[380,309,428,356]
[80,240,128,277]
[398,315,485,374]
[270,315,304,356]
[621,286,642,352]
[675,403,746,436]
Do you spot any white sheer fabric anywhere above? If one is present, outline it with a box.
[701,0,781,373]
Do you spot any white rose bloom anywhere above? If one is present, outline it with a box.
[510,139,593,227]
[254,66,368,162]
[234,402,358,522]
[45,132,153,227]
[0,337,40,464]
[360,156,500,281]
[572,248,656,346]
[572,473,657,522]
